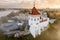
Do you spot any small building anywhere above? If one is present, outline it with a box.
[0,22,19,36]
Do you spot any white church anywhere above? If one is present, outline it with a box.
[8,5,49,38]
[28,6,49,38]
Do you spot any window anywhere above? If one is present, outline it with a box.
[34,18,36,21]
[31,18,33,21]
[36,23,39,25]
[40,17,41,19]
[37,18,39,20]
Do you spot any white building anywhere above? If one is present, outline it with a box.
[28,7,49,38]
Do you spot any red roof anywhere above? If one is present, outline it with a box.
[40,19,47,23]
[31,7,40,15]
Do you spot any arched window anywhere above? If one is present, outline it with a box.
[37,18,39,20]
[40,17,41,19]
[34,18,36,21]
[31,18,33,21]
[36,23,39,25]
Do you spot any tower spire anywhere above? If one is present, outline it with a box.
[31,0,40,15]
[33,0,35,7]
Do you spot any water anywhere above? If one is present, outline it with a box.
[0,10,13,17]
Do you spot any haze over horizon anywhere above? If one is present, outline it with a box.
[0,0,60,9]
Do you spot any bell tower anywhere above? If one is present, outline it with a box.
[28,0,41,38]
[28,0,49,38]
[33,0,35,7]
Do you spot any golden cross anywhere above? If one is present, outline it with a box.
[33,0,35,7]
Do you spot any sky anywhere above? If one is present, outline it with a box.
[0,0,60,17]
[0,0,34,3]
[0,0,60,9]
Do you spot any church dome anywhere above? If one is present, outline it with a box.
[31,7,40,15]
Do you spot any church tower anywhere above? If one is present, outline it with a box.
[28,1,41,38]
[28,1,41,27]
[28,0,49,38]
